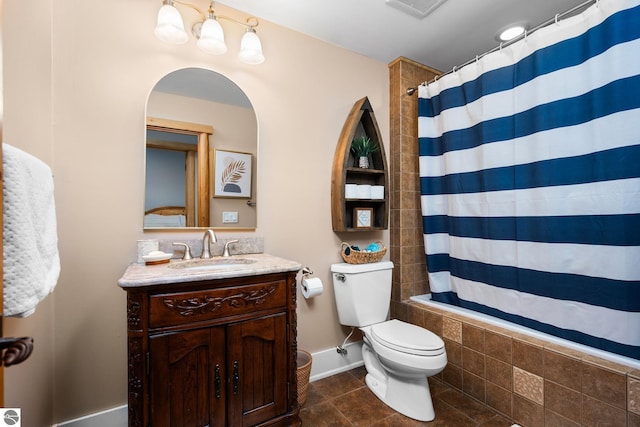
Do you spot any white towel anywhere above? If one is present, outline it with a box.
[2,143,60,317]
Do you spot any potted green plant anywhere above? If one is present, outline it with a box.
[351,136,379,168]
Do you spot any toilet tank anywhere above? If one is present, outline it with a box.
[331,261,394,327]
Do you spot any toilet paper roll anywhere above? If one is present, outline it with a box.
[357,184,371,199]
[345,184,358,199]
[301,277,323,299]
[371,185,385,199]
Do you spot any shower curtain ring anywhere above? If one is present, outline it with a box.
[555,13,560,24]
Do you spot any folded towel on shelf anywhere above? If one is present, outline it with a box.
[3,143,60,317]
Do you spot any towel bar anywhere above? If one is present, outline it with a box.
[0,337,34,367]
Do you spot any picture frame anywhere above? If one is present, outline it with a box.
[213,149,252,198]
[354,207,374,229]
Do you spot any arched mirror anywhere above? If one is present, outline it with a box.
[144,68,257,229]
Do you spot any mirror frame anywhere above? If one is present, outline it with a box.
[146,116,213,227]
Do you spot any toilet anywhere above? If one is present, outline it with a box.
[331,261,447,421]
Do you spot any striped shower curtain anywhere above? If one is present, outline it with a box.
[418,0,640,359]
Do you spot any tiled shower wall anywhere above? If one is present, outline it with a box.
[388,57,438,302]
[387,57,640,426]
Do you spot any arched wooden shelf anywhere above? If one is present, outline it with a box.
[331,97,388,232]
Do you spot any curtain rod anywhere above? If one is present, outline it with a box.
[406,0,598,95]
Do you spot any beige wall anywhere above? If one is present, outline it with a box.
[3,0,389,424]
[3,1,55,426]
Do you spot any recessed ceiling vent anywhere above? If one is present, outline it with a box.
[385,0,447,19]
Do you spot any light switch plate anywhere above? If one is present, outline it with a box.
[222,211,238,223]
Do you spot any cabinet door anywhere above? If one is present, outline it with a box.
[227,313,288,427]
[149,327,226,427]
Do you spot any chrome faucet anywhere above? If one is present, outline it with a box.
[201,229,217,259]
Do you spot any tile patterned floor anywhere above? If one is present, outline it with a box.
[300,367,514,426]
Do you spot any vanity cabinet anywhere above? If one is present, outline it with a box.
[331,96,389,232]
[122,270,300,427]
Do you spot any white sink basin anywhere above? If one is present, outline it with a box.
[169,257,258,272]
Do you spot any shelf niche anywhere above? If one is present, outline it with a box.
[331,97,389,232]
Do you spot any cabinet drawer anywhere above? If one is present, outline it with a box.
[149,280,287,328]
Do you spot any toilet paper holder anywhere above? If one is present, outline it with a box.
[300,267,324,299]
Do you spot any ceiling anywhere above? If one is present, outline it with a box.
[217,0,592,73]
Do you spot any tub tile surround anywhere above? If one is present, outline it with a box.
[393,300,640,427]
[389,57,640,426]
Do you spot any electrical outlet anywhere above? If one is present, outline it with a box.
[222,211,238,223]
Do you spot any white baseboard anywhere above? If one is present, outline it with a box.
[52,343,363,426]
[308,340,364,382]
[52,405,127,427]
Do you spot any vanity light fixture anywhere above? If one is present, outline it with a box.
[154,0,265,65]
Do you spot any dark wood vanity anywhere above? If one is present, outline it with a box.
[119,254,302,427]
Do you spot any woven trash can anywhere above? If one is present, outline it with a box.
[297,350,312,407]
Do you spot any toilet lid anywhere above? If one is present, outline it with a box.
[370,319,445,356]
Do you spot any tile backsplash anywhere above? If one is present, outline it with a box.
[158,236,264,259]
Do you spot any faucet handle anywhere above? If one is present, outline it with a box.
[172,242,193,260]
[222,240,239,257]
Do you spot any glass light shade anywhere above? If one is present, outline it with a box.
[155,4,188,44]
[238,30,265,65]
[197,18,228,55]
[499,25,525,41]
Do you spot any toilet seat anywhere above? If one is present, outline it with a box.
[370,319,444,356]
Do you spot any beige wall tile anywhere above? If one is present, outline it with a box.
[423,308,443,336]
[443,317,462,343]
[463,370,486,403]
[485,330,512,364]
[444,338,462,367]
[407,303,424,327]
[443,363,463,391]
[544,349,582,391]
[544,380,581,423]
[513,366,544,405]
[486,382,512,418]
[513,339,544,377]
[629,411,640,427]
[582,355,632,375]
[630,376,640,415]
[486,356,512,390]
[463,347,485,377]
[513,394,545,427]
[582,362,626,409]
[544,410,581,427]
[462,323,485,353]
[582,395,626,427]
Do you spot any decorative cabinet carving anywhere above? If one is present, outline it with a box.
[331,97,389,232]
[122,272,300,427]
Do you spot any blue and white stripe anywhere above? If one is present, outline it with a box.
[419,0,640,359]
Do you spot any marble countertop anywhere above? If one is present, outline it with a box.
[118,253,302,288]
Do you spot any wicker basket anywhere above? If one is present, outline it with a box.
[297,350,312,407]
[340,241,387,264]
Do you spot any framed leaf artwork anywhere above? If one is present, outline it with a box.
[213,149,252,198]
